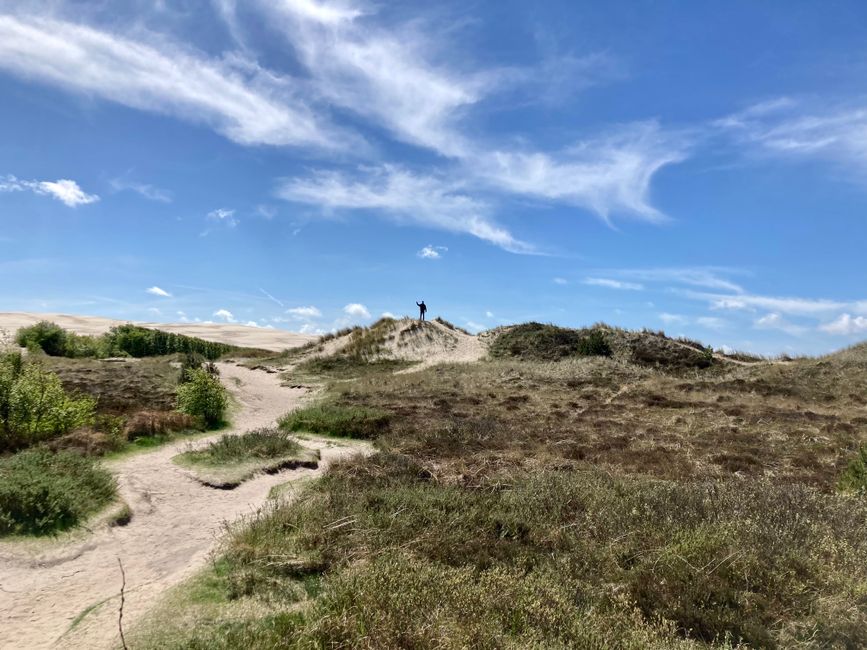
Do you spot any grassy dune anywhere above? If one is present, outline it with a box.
[131,329,867,648]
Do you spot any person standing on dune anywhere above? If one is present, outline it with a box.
[416,301,427,321]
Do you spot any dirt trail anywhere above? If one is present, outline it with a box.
[0,363,369,650]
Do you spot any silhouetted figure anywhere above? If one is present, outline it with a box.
[416,300,427,321]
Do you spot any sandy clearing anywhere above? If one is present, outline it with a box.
[0,362,371,650]
[0,312,315,352]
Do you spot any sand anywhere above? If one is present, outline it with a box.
[0,312,315,352]
[0,362,371,650]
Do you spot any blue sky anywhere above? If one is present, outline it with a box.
[1,0,866,355]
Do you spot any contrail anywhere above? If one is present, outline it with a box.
[259,288,284,308]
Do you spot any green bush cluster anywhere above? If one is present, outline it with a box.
[0,352,96,451]
[176,368,228,429]
[15,322,261,360]
[0,449,116,536]
[490,322,612,360]
[279,403,391,439]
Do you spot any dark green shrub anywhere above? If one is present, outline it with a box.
[490,323,611,360]
[109,324,236,360]
[576,329,612,357]
[177,368,228,428]
[279,404,391,439]
[15,321,67,356]
[0,449,116,536]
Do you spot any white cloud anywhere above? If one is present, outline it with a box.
[255,0,480,157]
[820,313,867,336]
[287,305,322,319]
[147,307,161,315]
[753,312,807,336]
[699,292,847,316]
[343,303,371,319]
[659,312,687,325]
[381,311,396,318]
[244,320,261,327]
[583,277,643,291]
[208,208,238,227]
[553,277,568,285]
[610,267,744,293]
[696,316,727,330]
[465,320,486,333]
[0,15,350,150]
[146,286,171,297]
[0,174,99,207]
[418,245,447,259]
[213,308,236,322]
[477,122,685,223]
[719,98,867,173]
[485,310,494,318]
[278,165,533,253]
[110,178,172,202]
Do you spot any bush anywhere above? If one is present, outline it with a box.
[0,449,116,536]
[490,323,611,361]
[839,445,867,492]
[15,321,67,356]
[177,368,228,428]
[0,352,96,451]
[279,403,391,439]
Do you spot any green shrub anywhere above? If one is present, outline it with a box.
[0,352,96,451]
[0,449,116,536]
[279,403,391,439]
[576,328,612,357]
[177,368,228,428]
[109,324,238,360]
[839,446,867,492]
[15,321,68,356]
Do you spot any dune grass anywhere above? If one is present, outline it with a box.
[174,428,318,488]
[0,449,116,536]
[279,403,391,439]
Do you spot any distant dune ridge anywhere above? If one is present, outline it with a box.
[0,312,316,352]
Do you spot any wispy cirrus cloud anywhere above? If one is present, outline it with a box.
[1,174,99,206]
[277,165,534,253]
[110,178,172,203]
[146,286,171,297]
[583,277,643,291]
[0,13,351,150]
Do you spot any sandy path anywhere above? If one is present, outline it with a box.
[0,363,368,650]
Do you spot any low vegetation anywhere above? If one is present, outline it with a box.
[175,429,318,488]
[128,326,867,647]
[0,449,116,536]
[15,321,266,360]
[279,403,391,439]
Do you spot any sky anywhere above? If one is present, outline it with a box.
[1,0,867,355]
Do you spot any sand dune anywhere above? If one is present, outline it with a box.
[0,312,315,352]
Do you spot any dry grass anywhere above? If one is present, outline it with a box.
[43,356,179,415]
